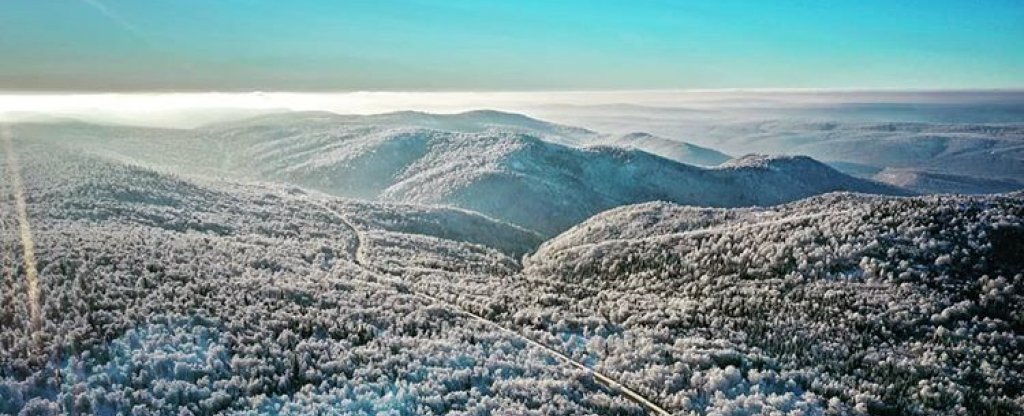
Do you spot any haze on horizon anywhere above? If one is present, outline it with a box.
[2,0,1023,92]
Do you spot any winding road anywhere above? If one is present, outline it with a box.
[309,198,672,416]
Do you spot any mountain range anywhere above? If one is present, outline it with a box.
[20,110,909,235]
[1,109,1021,415]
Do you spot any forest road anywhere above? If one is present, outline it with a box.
[309,197,672,416]
[1,125,43,336]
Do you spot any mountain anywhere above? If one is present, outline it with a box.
[18,112,909,235]
[768,122,1024,182]
[208,109,600,145]
[522,192,1024,415]
[873,167,1024,194]
[532,99,1024,191]
[639,119,1024,186]
[1,142,630,415]
[3,135,1019,415]
[204,118,908,234]
[597,132,731,166]
[230,130,908,234]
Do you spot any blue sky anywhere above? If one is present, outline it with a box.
[1,0,1022,91]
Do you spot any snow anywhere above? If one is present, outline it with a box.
[0,144,647,415]
[21,115,907,235]
[533,104,1024,192]
[2,106,1021,415]
[523,191,1024,414]
[873,167,1024,195]
[594,132,732,166]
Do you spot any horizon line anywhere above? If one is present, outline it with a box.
[3,87,1024,96]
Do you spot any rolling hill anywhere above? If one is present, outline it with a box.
[202,116,910,234]
[873,167,1024,195]
[18,112,909,235]
[519,192,1024,414]
[597,132,731,166]
[1,141,633,415]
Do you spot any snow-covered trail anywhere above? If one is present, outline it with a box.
[431,294,671,416]
[309,198,671,416]
[2,125,42,334]
[0,157,15,316]
[309,201,366,266]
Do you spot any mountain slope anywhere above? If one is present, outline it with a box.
[4,125,1020,415]
[598,132,731,166]
[0,141,636,415]
[520,192,1024,414]
[213,122,907,234]
[208,109,600,145]
[695,120,1024,184]
[873,167,1024,194]
[20,113,910,235]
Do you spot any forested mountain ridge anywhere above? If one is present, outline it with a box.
[519,192,1024,414]
[2,142,629,414]
[16,114,909,235]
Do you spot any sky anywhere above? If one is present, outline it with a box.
[1,0,1023,92]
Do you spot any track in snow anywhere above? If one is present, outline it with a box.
[2,125,42,335]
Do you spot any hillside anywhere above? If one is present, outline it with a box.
[19,114,907,235]
[206,120,907,234]
[0,142,641,415]
[2,135,1020,414]
[605,118,1024,188]
[517,192,1024,414]
[599,132,731,166]
[207,109,601,146]
[873,167,1024,195]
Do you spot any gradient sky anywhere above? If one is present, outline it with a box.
[1,0,1022,91]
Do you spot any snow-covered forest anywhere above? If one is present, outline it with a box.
[522,193,1023,414]
[2,0,1023,411]
[1,112,1022,415]
[1,143,642,414]
[12,113,908,236]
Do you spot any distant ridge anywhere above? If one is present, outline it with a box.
[24,111,910,235]
[203,114,910,234]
